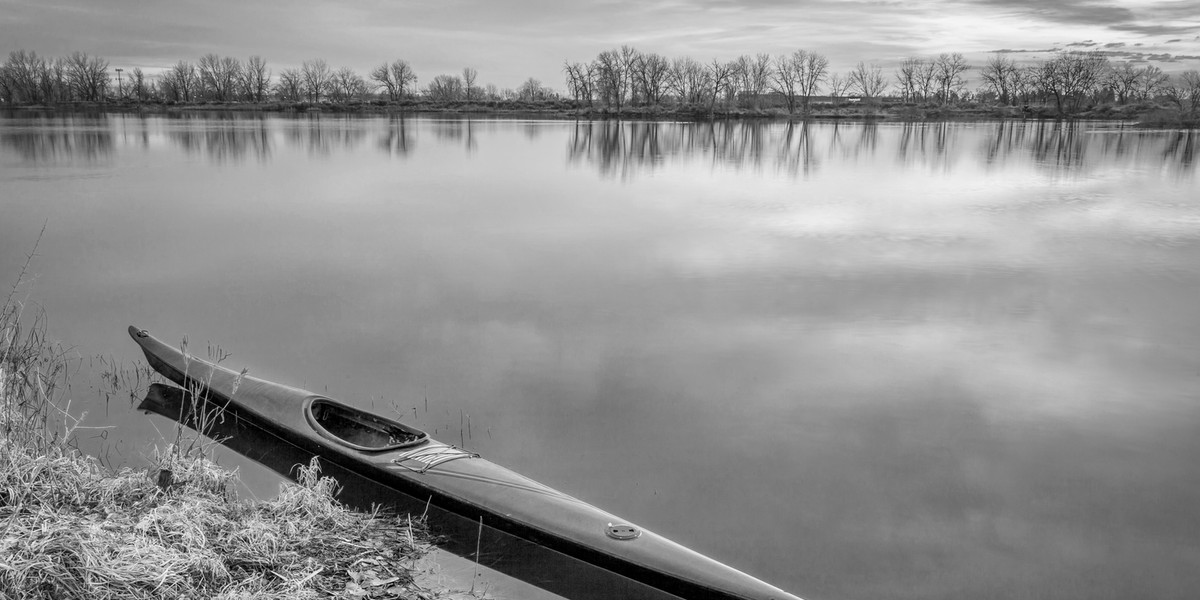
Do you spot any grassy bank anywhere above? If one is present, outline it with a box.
[10,97,1196,126]
[2,266,447,599]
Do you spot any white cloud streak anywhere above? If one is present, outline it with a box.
[1,0,1197,88]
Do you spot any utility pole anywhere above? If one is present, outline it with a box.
[115,68,123,100]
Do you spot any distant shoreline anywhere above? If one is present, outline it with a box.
[5,99,1196,127]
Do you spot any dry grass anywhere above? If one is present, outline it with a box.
[0,445,441,599]
[2,242,446,600]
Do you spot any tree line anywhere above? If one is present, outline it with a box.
[0,50,555,107]
[2,47,1199,117]
[564,46,1200,115]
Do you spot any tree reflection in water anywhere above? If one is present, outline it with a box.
[0,113,115,163]
[377,115,414,156]
[563,119,1197,179]
[165,112,273,163]
[2,114,1195,179]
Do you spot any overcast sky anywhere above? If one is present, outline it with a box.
[2,0,1199,91]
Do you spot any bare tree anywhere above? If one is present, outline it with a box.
[371,60,418,101]
[934,53,970,104]
[128,67,148,102]
[390,60,417,98]
[65,51,109,101]
[771,54,800,112]
[275,68,303,101]
[828,72,849,101]
[329,66,367,102]
[4,54,70,105]
[619,45,640,105]
[241,56,270,102]
[220,56,242,99]
[980,55,1019,105]
[517,76,549,101]
[159,60,197,102]
[300,59,332,102]
[1104,61,1140,104]
[848,62,887,98]
[1,50,47,104]
[348,71,369,100]
[462,67,478,102]
[44,57,69,104]
[371,63,398,100]
[632,52,670,107]
[197,54,241,101]
[794,50,829,110]
[727,57,747,106]
[734,53,772,109]
[1039,51,1108,114]
[1137,65,1169,101]
[915,60,937,102]
[1164,70,1200,115]
[1013,64,1035,105]
[1183,70,1200,113]
[594,49,628,110]
[895,57,923,102]
[707,58,737,110]
[563,60,595,106]
[667,56,710,107]
[197,53,219,98]
[427,74,464,101]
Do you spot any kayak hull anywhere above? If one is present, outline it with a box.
[129,326,802,600]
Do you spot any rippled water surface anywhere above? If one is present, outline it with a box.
[2,113,1199,600]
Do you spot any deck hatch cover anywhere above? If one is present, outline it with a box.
[605,523,641,540]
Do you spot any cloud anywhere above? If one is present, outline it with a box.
[968,0,1200,37]
[1110,23,1200,36]
[2,0,1198,87]
[966,0,1135,27]
[992,48,1062,54]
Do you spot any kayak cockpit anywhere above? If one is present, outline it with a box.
[306,398,428,452]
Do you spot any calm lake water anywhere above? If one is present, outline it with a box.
[2,113,1199,600]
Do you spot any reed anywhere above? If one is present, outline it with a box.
[2,250,447,599]
[1,228,83,456]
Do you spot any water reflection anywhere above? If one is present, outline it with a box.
[139,384,672,600]
[280,115,369,156]
[566,119,1197,179]
[777,122,820,176]
[0,113,114,163]
[1031,120,1088,168]
[378,115,414,156]
[166,114,272,163]
[2,115,1195,179]
[896,121,952,167]
[4,112,1200,600]
[429,119,477,153]
[1163,129,1196,168]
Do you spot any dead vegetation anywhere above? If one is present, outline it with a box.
[2,239,446,600]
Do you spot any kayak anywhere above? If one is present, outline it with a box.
[129,326,803,600]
